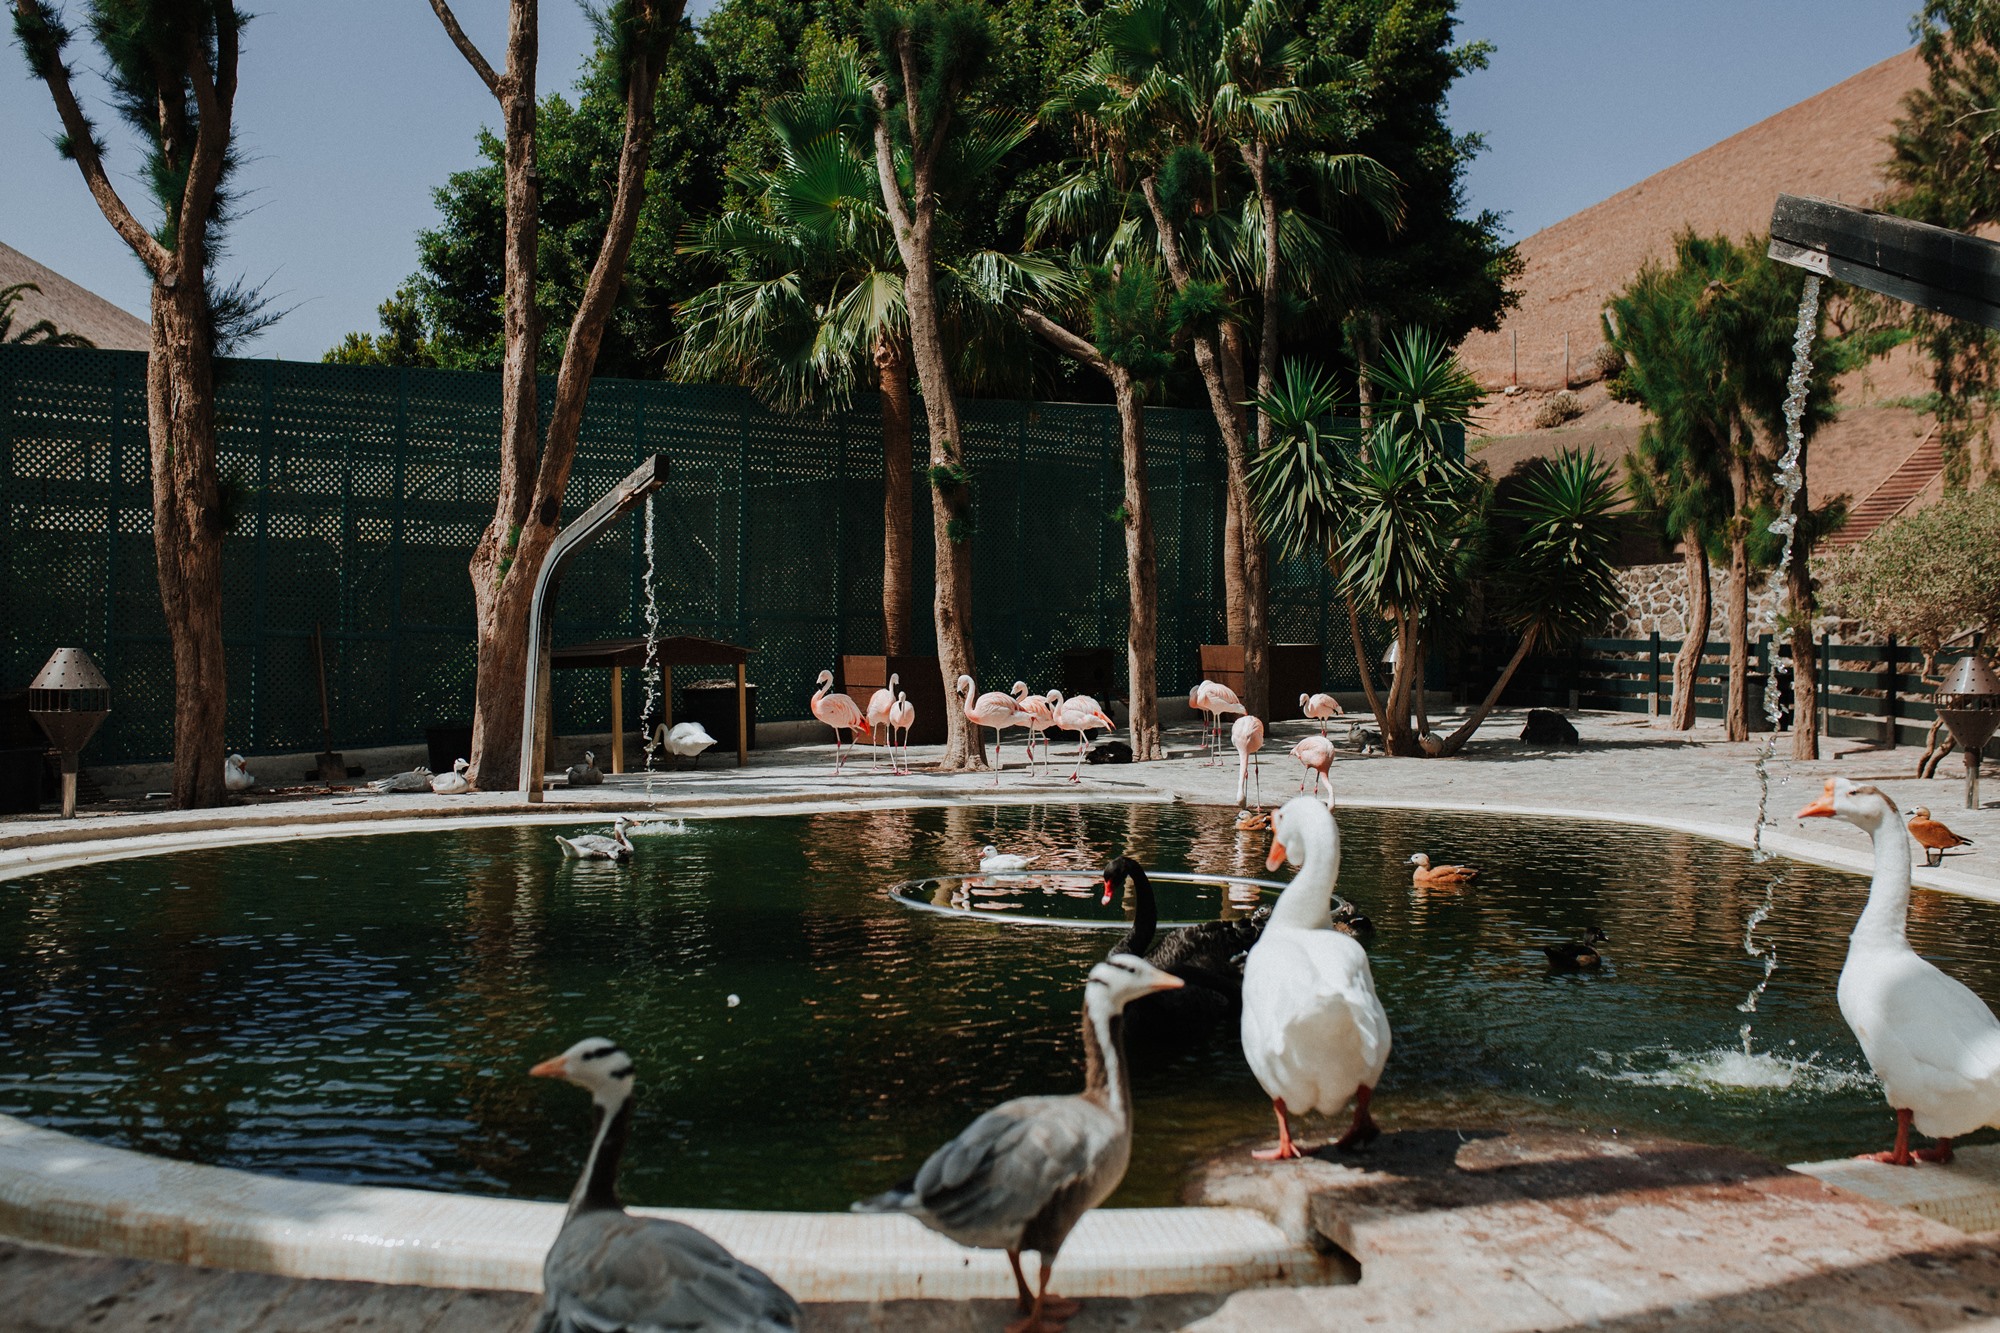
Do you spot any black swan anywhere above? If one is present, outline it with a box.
[1102,856,1268,1034]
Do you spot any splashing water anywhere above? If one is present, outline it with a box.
[1738,274,1823,1060]
[639,495,663,794]
[1586,1042,1870,1094]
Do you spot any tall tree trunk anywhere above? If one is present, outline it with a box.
[1725,530,1751,743]
[1020,308,1161,761]
[1724,450,1752,742]
[1112,368,1161,761]
[1380,612,1422,755]
[439,0,672,788]
[873,51,980,770]
[877,332,913,656]
[16,0,242,808]
[1670,534,1710,730]
[150,283,228,808]
[1138,177,1266,716]
[1787,447,1819,759]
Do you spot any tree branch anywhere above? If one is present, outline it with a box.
[1138,175,1193,291]
[1021,307,1110,375]
[1438,628,1538,756]
[427,0,502,96]
[11,0,169,275]
[871,84,917,246]
[180,25,233,266]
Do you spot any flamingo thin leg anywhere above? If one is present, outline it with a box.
[1251,1098,1302,1161]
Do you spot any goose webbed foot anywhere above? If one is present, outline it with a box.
[1251,1099,1302,1160]
[1864,1109,1918,1165]
[1916,1138,1955,1164]
[1005,1258,1078,1333]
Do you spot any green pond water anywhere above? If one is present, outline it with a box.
[0,800,1990,1212]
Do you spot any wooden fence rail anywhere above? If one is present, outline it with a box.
[1574,634,1973,748]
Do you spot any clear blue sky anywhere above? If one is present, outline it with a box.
[3,0,1918,362]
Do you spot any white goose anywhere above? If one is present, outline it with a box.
[223,753,256,793]
[979,844,1037,873]
[430,758,472,794]
[1241,795,1392,1159]
[557,816,634,863]
[1800,776,2000,1165]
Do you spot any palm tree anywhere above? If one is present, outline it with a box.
[0,283,94,347]
[1252,330,1484,755]
[1037,0,1398,718]
[1433,449,1623,755]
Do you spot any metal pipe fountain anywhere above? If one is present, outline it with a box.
[517,455,671,801]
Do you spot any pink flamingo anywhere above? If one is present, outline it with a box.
[1055,693,1115,782]
[958,674,1027,785]
[865,672,901,772]
[1289,734,1336,808]
[1232,714,1266,809]
[887,690,916,774]
[1011,681,1059,775]
[1299,693,1344,735]
[811,669,868,774]
[1190,680,1245,766]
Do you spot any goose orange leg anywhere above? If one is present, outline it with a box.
[1333,1085,1380,1151]
[1252,1098,1301,1161]
[1005,1257,1079,1333]
[1866,1108,1916,1165]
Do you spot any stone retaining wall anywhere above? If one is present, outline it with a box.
[1602,561,1862,642]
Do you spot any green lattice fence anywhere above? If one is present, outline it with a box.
[0,346,1435,764]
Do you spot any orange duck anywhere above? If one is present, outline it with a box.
[1408,853,1479,887]
[1909,807,1973,867]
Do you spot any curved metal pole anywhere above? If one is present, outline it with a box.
[518,455,670,798]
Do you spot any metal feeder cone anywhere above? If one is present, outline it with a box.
[1937,654,2000,811]
[27,648,110,818]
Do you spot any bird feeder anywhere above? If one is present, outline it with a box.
[27,647,110,818]
[1937,654,2000,811]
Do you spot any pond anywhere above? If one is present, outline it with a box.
[0,800,1984,1212]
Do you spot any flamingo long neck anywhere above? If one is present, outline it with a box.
[568,1088,633,1221]
[1236,744,1250,804]
[814,678,831,705]
[1273,823,1338,931]
[1080,990,1129,1124]
[1852,813,1913,949]
[959,677,977,716]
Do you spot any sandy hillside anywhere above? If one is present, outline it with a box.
[1458,46,1960,525]
[1,241,147,351]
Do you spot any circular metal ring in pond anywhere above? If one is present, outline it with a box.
[888,869,1339,929]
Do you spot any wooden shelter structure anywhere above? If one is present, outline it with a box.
[552,635,753,770]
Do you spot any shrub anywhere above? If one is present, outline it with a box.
[1823,482,2000,656]
[1532,390,1584,429]
[1573,341,1624,385]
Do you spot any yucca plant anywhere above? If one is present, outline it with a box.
[1433,447,1623,756]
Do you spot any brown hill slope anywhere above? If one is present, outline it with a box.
[1458,46,1922,396]
[1,241,147,351]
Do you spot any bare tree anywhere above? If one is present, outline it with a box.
[14,0,253,808]
[425,0,678,786]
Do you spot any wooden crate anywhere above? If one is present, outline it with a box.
[839,655,948,745]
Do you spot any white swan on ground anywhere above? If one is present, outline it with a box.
[557,816,634,863]
[430,758,472,794]
[1240,795,1392,1160]
[1801,775,2000,1165]
[657,721,716,768]
[224,753,255,793]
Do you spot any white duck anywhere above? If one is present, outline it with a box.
[1241,795,1392,1160]
[223,753,256,793]
[565,750,604,786]
[557,816,634,862]
[1800,776,2000,1165]
[980,844,1038,873]
[658,721,716,768]
[430,758,472,794]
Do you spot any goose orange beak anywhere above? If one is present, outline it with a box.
[529,1055,568,1079]
[1797,779,1837,819]
[1152,974,1186,992]
[1266,837,1288,871]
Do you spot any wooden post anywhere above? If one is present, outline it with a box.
[609,666,624,774]
[1884,633,1899,749]
[1511,330,1518,387]
[735,661,748,767]
[1820,632,1833,737]
[662,665,673,730]
[1563,332,1571,389]
[1649,631,1661,718]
